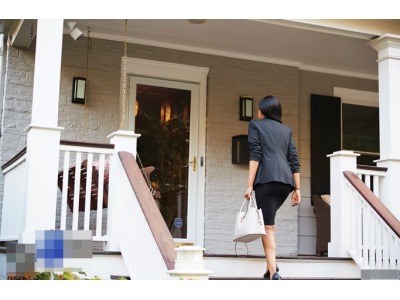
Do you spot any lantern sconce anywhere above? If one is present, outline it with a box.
[240,96,253,121]
[72,77,86,104]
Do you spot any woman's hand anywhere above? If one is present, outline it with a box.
[291,189,301,207]
[244,186,253,200]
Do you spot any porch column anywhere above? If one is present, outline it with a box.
[19,19,64,243]
[369,34,400,220]
[327,150,359,257]
[106,130,141,251]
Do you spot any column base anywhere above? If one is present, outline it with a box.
[328,242,351,258]
[18,231,36,244]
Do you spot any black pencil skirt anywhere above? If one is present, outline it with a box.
[254,181,293,226]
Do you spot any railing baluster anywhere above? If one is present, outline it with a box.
[362,202,369,268]
[365,175,370,189]
[396,239,400,270]
[96,154,105,238]
[369,206,375,269]
[356,196,362,259]
[60,151,70,230]
[84,153,93,230]
[389,235,396,269]
[351,190,356,251]
[375,219,382,269]
[382,227,389,269]
[373,175,379,198]
[357,173,362,180]
[72,152,82,230]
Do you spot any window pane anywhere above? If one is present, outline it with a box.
[77,79,85,99]
[135,84,191,239]
[342,104,379,153]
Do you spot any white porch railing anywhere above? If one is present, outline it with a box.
[112,147,175,280]
[329,151,400,271]
[58,140,114,242]
[0,149,27,241]
[356,165,387,199]
[118,180,169,279]
[344,171,400,270]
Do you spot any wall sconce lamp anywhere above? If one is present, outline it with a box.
[72,77,86,104]
[240,96,253,121]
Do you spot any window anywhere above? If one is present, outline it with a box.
[342,103,379,165]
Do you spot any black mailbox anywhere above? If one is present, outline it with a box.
[232,135,250,165]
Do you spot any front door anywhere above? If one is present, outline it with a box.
[128,76,199,245]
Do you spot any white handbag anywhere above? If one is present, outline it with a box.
[233,195,266,256]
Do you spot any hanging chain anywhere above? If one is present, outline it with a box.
[83,27,92,142]
[119,19,128,130]
[30,21,33,45]
[136,152,155,197]
[116,20,154,198]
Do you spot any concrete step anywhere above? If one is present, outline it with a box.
[210,276,360,280]
[110,275,131,280]
[204,254,360,279]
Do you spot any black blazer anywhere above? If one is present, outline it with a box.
[248,118,300,190]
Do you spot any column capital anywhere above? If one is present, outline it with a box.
[368,34,400,52]
[368,34,400,63]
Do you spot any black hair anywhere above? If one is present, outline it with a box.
[259,95,282,124]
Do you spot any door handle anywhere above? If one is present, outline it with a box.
[182,156,196,171]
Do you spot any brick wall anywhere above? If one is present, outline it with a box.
[0,45,35,228]
[0,36,300,254]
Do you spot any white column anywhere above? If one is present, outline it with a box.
[19,19,64,244]
[327,150,359,257]
[369,34,400,220]
[106,130,141,251]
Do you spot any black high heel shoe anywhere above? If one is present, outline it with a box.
[271,272,282,280]
[263,263,279,279]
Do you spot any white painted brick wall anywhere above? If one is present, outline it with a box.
[0,36,299,255]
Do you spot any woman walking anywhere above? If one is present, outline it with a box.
[244,95,301,280]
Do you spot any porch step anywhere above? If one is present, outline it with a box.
[210,276,360,280]
[204,254,360,279]
[110,275,131,280]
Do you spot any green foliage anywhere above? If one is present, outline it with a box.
[29,271,102,280]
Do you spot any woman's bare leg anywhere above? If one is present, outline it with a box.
[261,225,276,279]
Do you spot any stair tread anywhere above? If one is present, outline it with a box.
[204,254,352,260]
[210,276,360,280]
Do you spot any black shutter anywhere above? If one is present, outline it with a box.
[311,94,341,203]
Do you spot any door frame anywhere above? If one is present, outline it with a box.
[119,57,209,247]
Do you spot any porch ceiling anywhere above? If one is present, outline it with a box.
[63,19,379,79]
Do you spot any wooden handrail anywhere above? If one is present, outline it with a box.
[118,151,176,270]
[356,164,388,172]
[60,140,114,149]
[343,171,400,238]
[1,147,27,170]
[2,140,114,171]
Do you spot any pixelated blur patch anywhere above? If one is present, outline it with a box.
[36,230,93,272]
[6,230,93,278]
[6,243,36,277]
[361,269,400,280]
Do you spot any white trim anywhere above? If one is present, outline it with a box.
[63,30,378,81]
[2,154,26,174]
[334,87,379,107]
[59,145,114,155]
[251,19,375,41]
[107,130,141,139]
[327,151,360,158]
[0,236,18,241]
[300,65,378,81]
[120,57,208,248]
[24,124,64,132]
